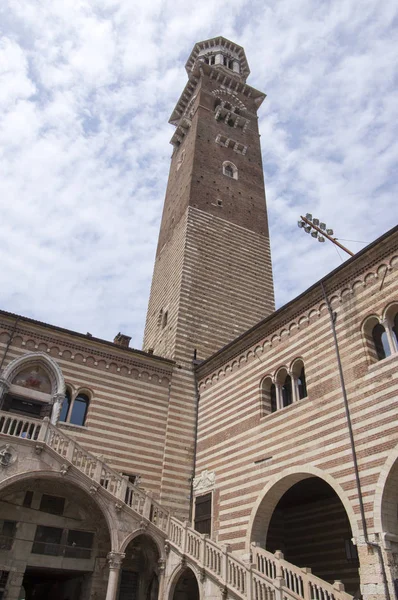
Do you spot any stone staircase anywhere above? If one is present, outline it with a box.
[0,411,353,600]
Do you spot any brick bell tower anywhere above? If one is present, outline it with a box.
[143,37,275,364]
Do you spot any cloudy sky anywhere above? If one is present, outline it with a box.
[0,0,397,349]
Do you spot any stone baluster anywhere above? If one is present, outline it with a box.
[300,567,312,600]
[93,459,104,483]
[247,564,254,600]
[273,550,285,600]
[200,533,208,571]
[105,551,125,600]
[143,491,153,520]
[37,416,50,443]
[222,544,231,586]
[66,438,76,462]
[117,475,128,503]
[181,520,189,555]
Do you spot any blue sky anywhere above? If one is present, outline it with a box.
[0,0,397,349]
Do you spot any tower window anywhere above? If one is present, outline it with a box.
[222,56,234,70]
[162,310,168,329]
[222,161,238,180]
[205,55,215,66]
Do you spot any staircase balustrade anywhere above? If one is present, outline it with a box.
[0,410,353,600]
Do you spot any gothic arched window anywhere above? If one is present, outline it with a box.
[58,389,90,427]
[297,366,307,400]
[70,394,90,426]
[261,377,277,415]
[372,323,391,360]
[281,375,293,408]
[59,389,71,422]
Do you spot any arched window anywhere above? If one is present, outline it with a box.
[58,389,90,427]
[291,359,308,401]
[59,389,71,422]
[297,367,307,400]
[69,394,89,426]
[222,161,238,180]
[270,384,277,413]
[384,304,398,352]
[281,375,293,408]
[372,323,391,360]
[261,377,277,415]
[393,313,398,346]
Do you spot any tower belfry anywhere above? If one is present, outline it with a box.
[144,36,275,363]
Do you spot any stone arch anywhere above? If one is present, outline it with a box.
[248,467,360,594]
[247,465,359,552]
[167,563,201,600]
[120,528,165,558]
[2,352,65,397]
[0,469,117,548]
[373,443,398,535]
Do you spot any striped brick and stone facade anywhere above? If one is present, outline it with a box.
[0,36,397,600]
[194,226,398,599]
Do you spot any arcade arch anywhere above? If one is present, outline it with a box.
[249,470,360,596]
[0,475,112,600]
[169,566,200,600]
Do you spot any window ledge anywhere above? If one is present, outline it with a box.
[58,422,88,432]
[367,351,398,373]
[260,397,308,420]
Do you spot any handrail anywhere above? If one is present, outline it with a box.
[0,411,353,600]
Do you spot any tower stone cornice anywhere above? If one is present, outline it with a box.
[169,62,266,128]
[185,36,250,80]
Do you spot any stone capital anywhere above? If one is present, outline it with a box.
[107,551,125,570]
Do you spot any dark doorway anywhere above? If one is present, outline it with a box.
[172,568,199,600]
[120,535,160,600]
[266,477,359,595]
[22,568,88,600]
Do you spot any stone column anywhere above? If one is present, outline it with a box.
[157,557,166,600]
[105,551,125,600]
[5,569,26,600]
[381,318,396,355]
[356,538,390,600]
[0,377,10,409]
[50,392,65,425]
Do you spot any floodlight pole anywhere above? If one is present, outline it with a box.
[300,215,354,257]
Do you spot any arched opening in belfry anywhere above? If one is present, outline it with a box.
[0,476,111,600]
[171,567,200,600]
[120,534,160,600]
[252,476,360,596]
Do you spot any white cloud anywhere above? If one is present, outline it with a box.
[0,0,397,348]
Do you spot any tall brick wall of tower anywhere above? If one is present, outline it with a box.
[143,42,275,364]
[195,229,398,598]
